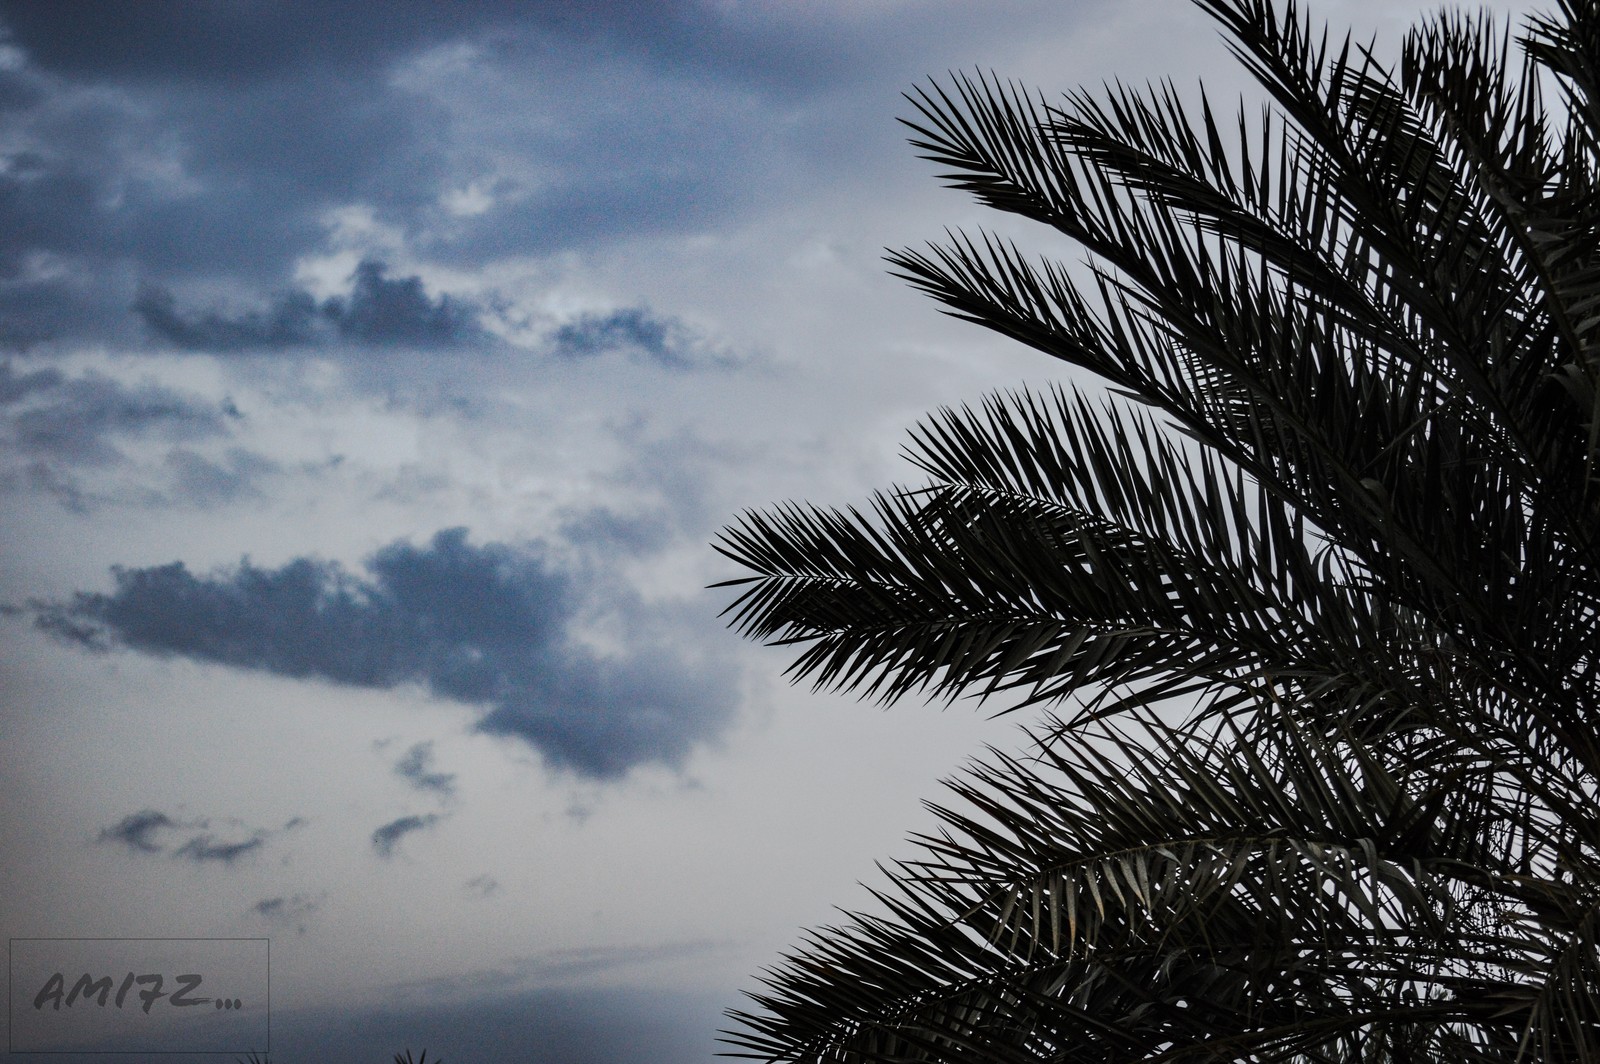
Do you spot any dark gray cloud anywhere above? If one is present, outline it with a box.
[326,260,484,346]
[253,893,322,936]
[0,359,273,511]
[0,69,315,344]
[0,360,234,465]
[394,741,456,797]
[0,0,968,349]
[254,893,318,919]
[551,307,702,368]
[96,809,271,865]
[0,40,441,346]
[132,284,319,352]
[0,2,505,85]
[135,276,720,368]
[135,259,485,352]
[38,527,737,778]
[0,359,61,402]
[372,814,439,858]
[97,809,174,853]
[172,833,265,864]
[0,0,877,102]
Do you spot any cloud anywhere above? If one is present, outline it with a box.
[172,832,265,864]
[464,874,499,898]
[325,260,483,346]
[211,983,728,1064]
[95,809,271,864]
[134,259,485,352]
[558,507,675,555]
[38,527,737,778]
[394,741,456,797]
[0,0,951,349]
[253,892,322,935]
[387,942,723,1001]
[0,358,269,510]
[162,447,280,506]
[556,422,736,558]
[0,0,901,99]
[0,360,234,465]
[132,284,319,351]
[254,894,319,920]
[46,982,730,1062]
[97,809,175,853]
[0,38,440,347]
[0,359,63,403]
[0,2,523,85]
[549,307,707,368]
[135,275,729,370]
[372,813,439,857]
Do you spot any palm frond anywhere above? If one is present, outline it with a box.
[716,0,1600,1059]
[725,707,1600,1062]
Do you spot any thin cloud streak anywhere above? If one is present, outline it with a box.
[372,813,439,858]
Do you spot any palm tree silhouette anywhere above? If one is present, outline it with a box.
[715,0,1600,1059]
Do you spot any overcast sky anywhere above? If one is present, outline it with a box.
[0,1,1536,1061]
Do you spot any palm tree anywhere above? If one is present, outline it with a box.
[713,0,1600,1060]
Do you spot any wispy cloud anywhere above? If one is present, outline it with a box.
[135,276,734,371]
[216,983,728,1064]
[253,892,323,936]
[162,447,281,506]
[0,359,272,511]
[1,361,235,466]
[394,741,456,797]
[39,528,737,778]
[550,307,702,368]
[172,833,265,864]
[385,941,725,1000]
[98,809,176,853]
[371,813,439,858]
[255,894,318,919]
[96,809,275,865]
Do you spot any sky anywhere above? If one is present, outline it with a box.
[0,1,1537,1061]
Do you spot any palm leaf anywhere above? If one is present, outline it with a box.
[716,0,1600,1059]
[724,706,1598,1062]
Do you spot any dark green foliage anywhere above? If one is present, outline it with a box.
[715,1,1600,1060]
